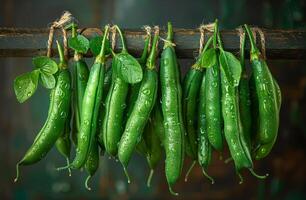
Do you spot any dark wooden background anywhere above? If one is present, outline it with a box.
[0,0,306,199]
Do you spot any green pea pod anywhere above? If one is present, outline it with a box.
[238,32,252,150]
[118,30,159,183]
[101,58,129,156]
[55,109,72,176]
[182,69,202,159]
[205,23,223,152]
[160,22,184,196]
[254,79,281,159]
[66,26,110,169]
[244,24,280,155]
[197,71,214,184]
[15,42,71,182]
[143,108,163,187]
[183,36,213,182]
[218,28,267,182]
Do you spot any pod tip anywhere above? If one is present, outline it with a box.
[85,175,92,191]
[146,169,154,187]
[123,166,131,184]
[168,184,179,196]
[184,161,196,182]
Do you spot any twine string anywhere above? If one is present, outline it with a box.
[255,27,266,59]
[47,11,72,57]
[110,25,117,51]
[143,25,152,52]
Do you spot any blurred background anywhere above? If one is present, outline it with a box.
[1,0,306,199]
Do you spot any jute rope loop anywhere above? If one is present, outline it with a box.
[254,27,266,59]
[143,25,152,52]
[236,27,245,56]
[198,23,215,54]
[110,25,117,51]
[153,26,160,49]
[159,37,176,47]
[47,11,72,58]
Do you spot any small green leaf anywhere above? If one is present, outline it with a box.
[40,72,56,89]
[89,36,111,56]
[115,52,143,84]
[219,50,242,87]
[68,35,90,54]
[14,70,40,103]
[200,48,217,68]
[33,56,58,74]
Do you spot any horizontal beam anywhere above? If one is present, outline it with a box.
[0,27,305,59]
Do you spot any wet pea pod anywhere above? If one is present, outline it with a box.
[160,22,185,195]
[254,79,281,160]
[55,108,72,176]
[58,25,110,170]
[205,21,223,152]
[66,23,90,146]
[244,25,280,159]
[198,71,214,184]
[217,27,267,182]
[118,28,159,182]
[101,25,143,157]
[143,106,164,187]
[15,41,71,182]
[238,31,252,150]
[183,36,213,182]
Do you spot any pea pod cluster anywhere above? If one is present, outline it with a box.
[13,18,281,196]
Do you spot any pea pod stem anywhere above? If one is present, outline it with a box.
[71,22,77,38]
[123,166,131,184]
[97,25,110,61]
[56,40,67,69]
[85,175,92,191]
[213,19,218,49]
[166,22,173,42]
[114,25,127,51]
[244,24,260,59]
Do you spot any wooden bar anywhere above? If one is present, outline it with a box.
[0,27,305,59]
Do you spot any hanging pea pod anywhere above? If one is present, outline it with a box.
[197,70,214,184]
[238,30,252,150]
[203,21,223,152]
[118,28,159,183]
[183,36,213,182]
[143,105,164,187]
[160,22,185,196]
[101,25,143,157]
[218,24,267,182]
[69,23,90,147]
[244,24,280,160]
[15,41,71,182]
[58,25,110,170]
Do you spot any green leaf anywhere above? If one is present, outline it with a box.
[68,35,90,54]
[40,72,56,89]
[115,52,143,84]
[200,48,217,68]
[89,36,111,56]
[14,70,40,103]
[33,56,58,74]
[219,50,242,87]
